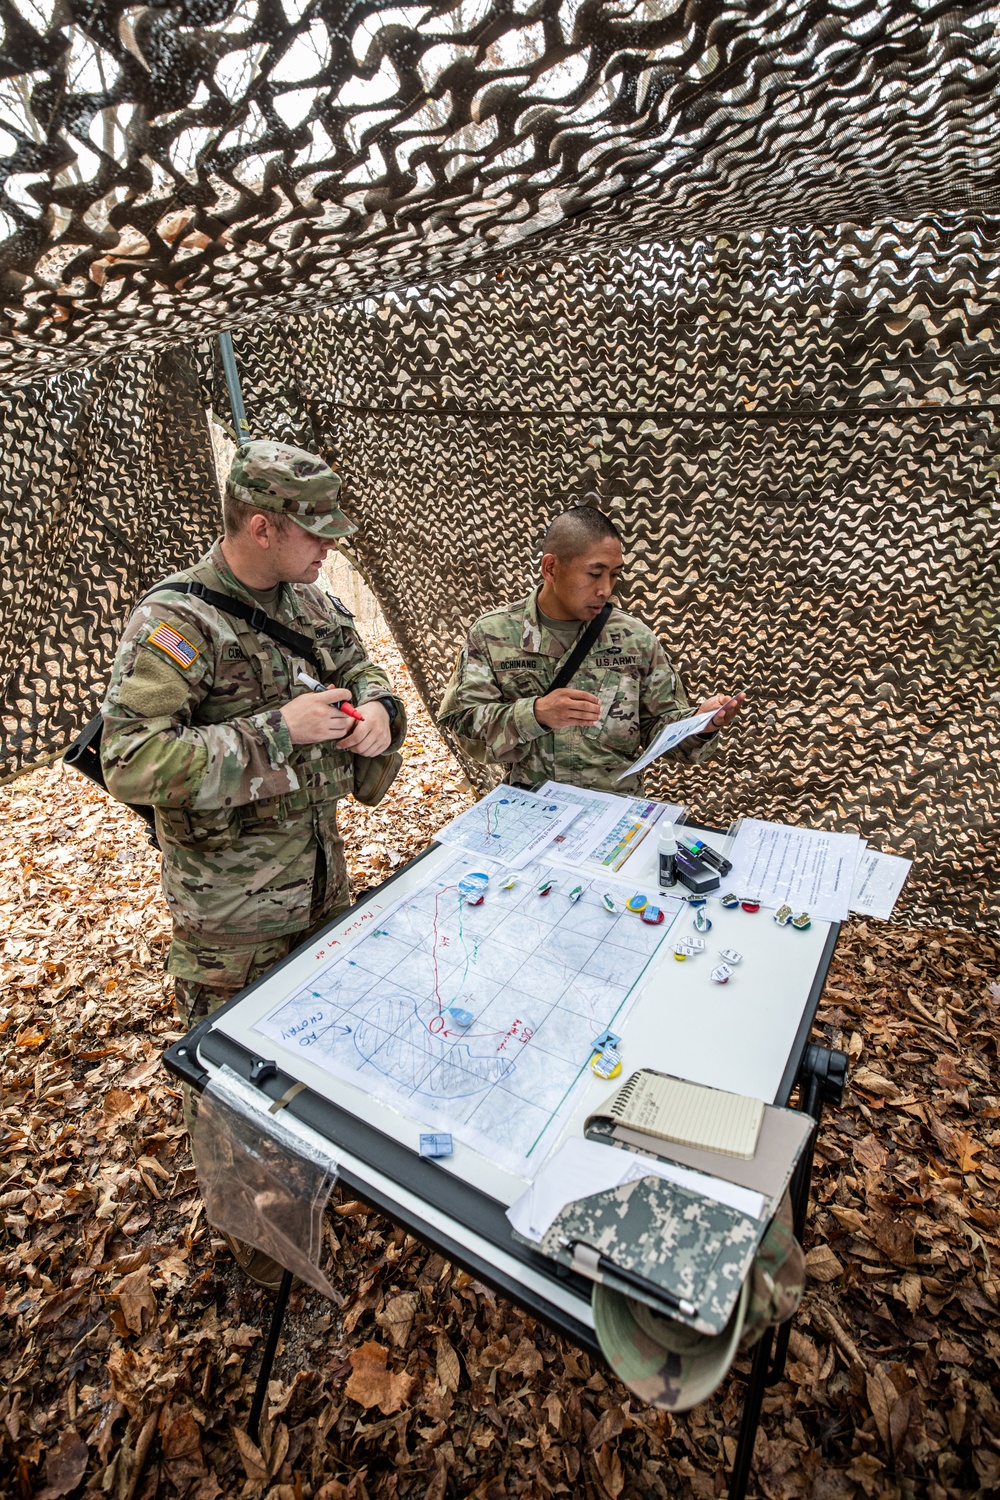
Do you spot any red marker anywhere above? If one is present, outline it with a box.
[296,670,365,721]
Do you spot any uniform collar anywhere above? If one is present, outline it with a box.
[207,539,301,621]
[520,586,616,659]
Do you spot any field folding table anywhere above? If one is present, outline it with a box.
[164,828,846,1499]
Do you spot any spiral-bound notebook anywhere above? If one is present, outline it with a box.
[599,1070,765,1160]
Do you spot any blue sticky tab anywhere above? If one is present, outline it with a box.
[419,1133,453,1158]
[447,1007,474,1028]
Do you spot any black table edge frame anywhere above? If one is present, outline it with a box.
[162,839,845,1498]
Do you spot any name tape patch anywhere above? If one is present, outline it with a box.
[148,622,199,669]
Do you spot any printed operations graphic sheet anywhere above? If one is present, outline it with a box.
[251,852,682,1175]
[433,785,581,869]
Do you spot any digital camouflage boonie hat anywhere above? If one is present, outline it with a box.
[591,1190,804,1413]
[227,440,356,540]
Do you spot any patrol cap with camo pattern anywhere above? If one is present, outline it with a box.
[227,440,356,540]
[591,1196,804,1413]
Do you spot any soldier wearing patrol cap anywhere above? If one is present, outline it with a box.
[102,441,406,1282]
[438,503,743,792]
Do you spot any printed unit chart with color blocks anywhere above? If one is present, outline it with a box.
[252,853,684,1174]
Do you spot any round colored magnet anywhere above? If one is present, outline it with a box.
[719,947,743,965]
[711,963,735,985]
[626,893,648,914]
[447,1007,474,1028]
[693,908,712,933]
[740,901,760,913]
[459,872,489,902]
[641,905,665,925]
[792,911,812,930]
[602,893,619,914]
[774,904,793,927]
[591,1046,623,1080]
[685,894,708,908]
[719,892,740,908]
[672,948,688,962]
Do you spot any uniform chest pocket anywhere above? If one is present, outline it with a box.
[593,672,641,750]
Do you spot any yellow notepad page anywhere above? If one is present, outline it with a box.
[606,1071,765,1159]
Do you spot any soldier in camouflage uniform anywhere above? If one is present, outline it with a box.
[438,505,743,792]
[102,441,406,1283]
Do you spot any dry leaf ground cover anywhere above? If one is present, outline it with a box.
[2,628,1000,1500]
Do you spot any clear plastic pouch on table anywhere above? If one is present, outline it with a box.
[192,1064,339,1297]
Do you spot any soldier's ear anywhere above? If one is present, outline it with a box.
[540,551,559,583]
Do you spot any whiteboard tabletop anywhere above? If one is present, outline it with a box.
[205,825,836,1212]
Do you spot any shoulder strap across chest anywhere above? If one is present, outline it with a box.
[142,579,325,674]
[546,602,613,694]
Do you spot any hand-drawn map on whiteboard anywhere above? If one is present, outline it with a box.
[253,853,681,1174]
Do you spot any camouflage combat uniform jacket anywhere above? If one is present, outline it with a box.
[438,590,714,793]
[102,542,406,956]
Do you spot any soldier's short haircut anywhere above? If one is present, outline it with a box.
[222,486,292,537]
[542,503,623,561]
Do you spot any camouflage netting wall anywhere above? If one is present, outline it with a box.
[0,346,220,775]
[1,1,999,925]
[213,220,1000,928]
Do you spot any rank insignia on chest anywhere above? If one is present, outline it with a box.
[148,621,199,669]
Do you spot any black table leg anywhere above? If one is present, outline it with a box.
[249,1269,294,1445]
[727,1326,775,1499]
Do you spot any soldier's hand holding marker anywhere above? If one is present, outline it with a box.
[283,670,392,755]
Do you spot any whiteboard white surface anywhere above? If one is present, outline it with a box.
[210,827,831,1211]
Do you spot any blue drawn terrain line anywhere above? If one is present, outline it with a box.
[522,906,682,1159]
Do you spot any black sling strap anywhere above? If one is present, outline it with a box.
[143,580,325,673]
[545,602,613,694]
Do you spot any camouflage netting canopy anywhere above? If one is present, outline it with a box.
[1,0,998,925]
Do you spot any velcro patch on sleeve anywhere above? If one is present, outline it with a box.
[148,621,200,669]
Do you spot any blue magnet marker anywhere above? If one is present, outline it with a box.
[641,905,665,925]
[626,893,648,914]
[447,1007,474,1028]
[568,884,585,903]
[419,1133,453,1158]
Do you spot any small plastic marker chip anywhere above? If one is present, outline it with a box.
[673,937,705,958]
[568,884,585,903]
[741,901,761,913]
[711,964,735,985]
[537,880,555,896]
[685,894,708,908]
[466,894,485,906]
[602,893,619,914]
[419,1134,453,1158]
[459,872,489,903]
[591,1047,623,1080]
[500,876,517,891]
[719,948,743,965]
[720,892,740,908]
[626,893,648,914]
[792,911,812,930]
[693,907,712,932]
[641,905,665,925]
[774,904,793,926]
[447,1007,474,1028]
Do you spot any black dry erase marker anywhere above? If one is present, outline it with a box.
[561,1239,697,1318]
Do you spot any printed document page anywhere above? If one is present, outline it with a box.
[726,818,861,923]
[434,785,581,869]
[850,847,912,919]
[615,708,718,781]
[536,781,683,874]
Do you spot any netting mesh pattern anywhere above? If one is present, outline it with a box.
[0,346,220,776]
[2,1,1000,385]
[216,222,1000,928]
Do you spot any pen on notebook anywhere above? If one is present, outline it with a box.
[559,1237,697,1318]
[296,669,365,722]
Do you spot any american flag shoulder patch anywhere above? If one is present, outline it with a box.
[147,621,199,669]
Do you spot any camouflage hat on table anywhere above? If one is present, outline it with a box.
[227,440,356,540]
[592,1192,805,1413]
